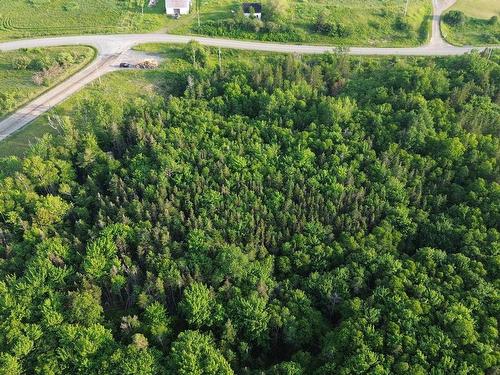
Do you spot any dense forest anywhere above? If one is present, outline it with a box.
[0,45,499,374]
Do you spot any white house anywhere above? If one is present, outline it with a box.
[242,3,262,19]
[166,0,191,16]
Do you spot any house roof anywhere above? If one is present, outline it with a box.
[242,2,262,13]
[166,0,190,8]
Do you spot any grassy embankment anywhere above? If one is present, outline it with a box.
[441,0,500,46]
[0,46,96,155]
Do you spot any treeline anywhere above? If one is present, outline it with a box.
[0,45,499,374]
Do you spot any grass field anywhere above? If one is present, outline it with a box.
[448,0,499,19]
[441,0,500,45]
[0,0,168,40]
[0,46,95,118]
[0,0,431,47]
[164,0,432,47]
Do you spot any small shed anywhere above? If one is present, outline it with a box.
[242,2,262,19]
[166,0,191,16]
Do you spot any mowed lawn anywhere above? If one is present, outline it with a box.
[164,0,432,47]
[0,0,168,40]
[441,0,500,45]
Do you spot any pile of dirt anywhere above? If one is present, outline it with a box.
[135,60,159,69]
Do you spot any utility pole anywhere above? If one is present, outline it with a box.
[218,48,222,71]
[197,0,201,27]
[404,0,409,17]
[96,58,102,85]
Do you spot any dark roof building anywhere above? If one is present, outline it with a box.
[242,2,262,14]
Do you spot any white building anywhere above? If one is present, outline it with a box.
[166,0,191,16]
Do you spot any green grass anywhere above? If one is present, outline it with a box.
[0,0,168,40]
[133,41,280,66]
[441,0,500,46]
[448,0,499,19]
[0,46,96,117]
[164,0,432,47]
[0,113,59,158]
[0,46,96,157]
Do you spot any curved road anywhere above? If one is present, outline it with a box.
[0,0,486,141]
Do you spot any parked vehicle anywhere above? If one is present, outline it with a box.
[119,62,132,68]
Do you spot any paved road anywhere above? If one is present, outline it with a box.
[430,0,458,48]
[0,0,488,141]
